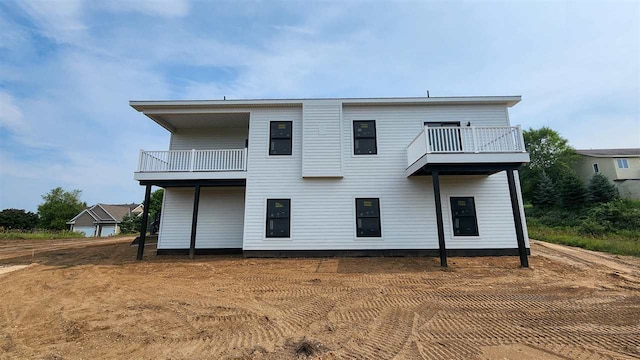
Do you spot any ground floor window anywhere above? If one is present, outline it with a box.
[266,199,290,238]
[450,197,479,236]
[355,198,381,237]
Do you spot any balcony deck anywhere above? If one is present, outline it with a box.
[134,149,247,181]
[406,126,530,176]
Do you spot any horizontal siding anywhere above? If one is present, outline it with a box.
[170,127,247,150]
[302,101,343,177]
[243,103,525,251]
[158,187,245,249]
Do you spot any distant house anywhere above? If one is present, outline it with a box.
[67,204,143,237]
[573,148,640,200]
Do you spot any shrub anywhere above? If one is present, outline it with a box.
[119,213,142,234]
[588,173,618,204]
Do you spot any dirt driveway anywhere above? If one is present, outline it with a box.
[0,238,638,360]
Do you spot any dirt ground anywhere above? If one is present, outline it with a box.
[0,238,639,360]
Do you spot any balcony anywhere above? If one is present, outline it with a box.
[134,149,247,181]
[406,126,530,176]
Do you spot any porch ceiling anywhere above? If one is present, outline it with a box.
[148,112,250,132]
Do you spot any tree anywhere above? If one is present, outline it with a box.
[588,173,618,204]
[520,127,578,202]
[148,189,164,220]
[558,172,588,209]
[37,187,87,230]
[0,209,39,230]
[119,213,142,234]
[531,172,559,209]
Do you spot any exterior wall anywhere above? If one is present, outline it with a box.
[158,187,245,249]
[616,180,640,200]
[574,155,618,182]
[170,127,247,150]
[302,101,343,177]
[242,104,527,251]
[614,157,640,180]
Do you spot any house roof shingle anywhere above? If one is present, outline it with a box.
[575,148,640,157]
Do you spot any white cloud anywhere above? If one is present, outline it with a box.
[0,91,29,134]
[15,0,86,43]
[97,0,190,18]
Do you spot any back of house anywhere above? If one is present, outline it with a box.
[131,96,530,265]
[574,148,640,200]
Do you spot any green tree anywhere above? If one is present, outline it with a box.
[587,173,618,204]
[0,209,39,230]
[558,172,588,209]
[37,187,87,230]
[119,213,142,234]
[531,172,559,209]
[148,189,164,220]
[520,127,578,202]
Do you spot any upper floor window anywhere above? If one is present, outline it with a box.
[450,197,479,236]
[269,121,292,155]
[353,120,377,155]
[617,158,629,169]
[593,163,599,173]
[355,198,381,237]
[266,199,290,238]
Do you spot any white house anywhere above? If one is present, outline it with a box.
[130,96,531,267]
[68,203,143,237]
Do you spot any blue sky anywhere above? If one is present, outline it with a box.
[1,0,639,212]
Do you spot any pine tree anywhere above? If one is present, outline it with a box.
[532,171,558,208]
[588,173,618,204]
[558,172,588,209]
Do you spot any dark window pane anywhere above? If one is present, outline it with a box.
[270,139,292,155]
[267,199,290,218]
[357,217,381,237]
[356,198,380,217]
[353,121,376,138]
[354,138,377,155]
[267,219,290,237]
[270,121,291,138]
[450,197,479,236]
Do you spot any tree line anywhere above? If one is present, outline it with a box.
[0,187,163,234]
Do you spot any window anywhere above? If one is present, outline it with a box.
[266,199,290,238]
[450,197,479,236]
[353,120,377,155]
[269,121,292,155]
[355,198,381,237]
[593,163,599,173]
[617,158,629,169]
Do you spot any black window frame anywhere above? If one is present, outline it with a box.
[593,163,599,173]
[355,198,382,237]
[265,199,291,238]
[269,121,292,156]
[353,120,377,155]
[449,197,479,237]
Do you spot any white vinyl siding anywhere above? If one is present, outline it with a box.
[157,187,245,249]
[302,101,343,177]
[242,103,526,251]
[169,127,247,150]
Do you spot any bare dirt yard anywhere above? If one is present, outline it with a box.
[1,238,639,360]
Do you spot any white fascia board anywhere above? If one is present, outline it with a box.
[129,95,522,112]
[69,208,98,222]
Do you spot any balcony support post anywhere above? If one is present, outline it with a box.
[506,169,529,268]
[189,184,201,259]
[432,170,448,267]
[136,184,152,261]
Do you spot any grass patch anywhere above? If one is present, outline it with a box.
[0,230,85,240]
[528,220,640,256]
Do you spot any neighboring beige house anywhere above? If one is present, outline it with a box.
[67,203,143,237]
[573,148,640,200]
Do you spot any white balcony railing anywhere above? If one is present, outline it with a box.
[407,126,526,167]
[137,149,247,172]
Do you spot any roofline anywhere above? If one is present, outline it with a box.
[130,96,522,112]
[95,204,118,222]
[576,151,640,158]
[68,208,98,223]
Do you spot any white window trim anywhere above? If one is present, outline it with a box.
[617,158,629,169]
[352,196,384,240]
[263,198,292,241]
[350,119,380,158]
[445,194,481,239]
